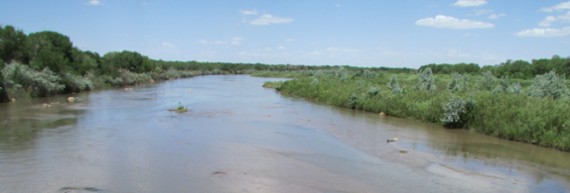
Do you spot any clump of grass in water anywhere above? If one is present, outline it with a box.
[169,102,188,113]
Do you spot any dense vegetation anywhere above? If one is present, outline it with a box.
[0,25,329,102]
[3,24,570,151]
[273,63,570,151]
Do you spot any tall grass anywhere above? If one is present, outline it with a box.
[275,69,570,151]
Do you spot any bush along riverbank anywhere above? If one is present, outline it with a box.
[273,68,570,151]
[0,24,329,102]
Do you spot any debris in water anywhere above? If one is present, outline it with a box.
[211,171,227,175]
[387,137,399,143]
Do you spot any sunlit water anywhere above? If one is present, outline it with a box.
[0,75,568,193]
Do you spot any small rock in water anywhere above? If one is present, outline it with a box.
[387,137,399,143]
[67,97,76,103]
[379,112,386,116]
[211,171,227,175]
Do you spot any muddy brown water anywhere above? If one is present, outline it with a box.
[0,75,569,193]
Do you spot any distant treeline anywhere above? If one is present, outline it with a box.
[0,25,354,102]
[1,24,569,103]
[420,56,570,79]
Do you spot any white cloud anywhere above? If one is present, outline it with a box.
[198,37,244,45]
[86,0,101,6]
[539,16,557,27]
[415,15,494,29]
[516,27,570,37]
[539,11,570,27]
[488,13,506,19]
[541,1,570,12]
[240,9,258,15]
[248,14,293,25]
[453,0,487,7]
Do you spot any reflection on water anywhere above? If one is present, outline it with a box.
[0,75,568,193]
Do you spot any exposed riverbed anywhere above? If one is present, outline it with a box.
[0,75,568,193]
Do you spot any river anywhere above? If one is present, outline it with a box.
[0,75,568,193]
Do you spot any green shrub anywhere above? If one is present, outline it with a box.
[2,63,64,97]
[441,96,474,128]
[529,71,568,99]
[447,72,468,92]
[416,67,436,91]
[118,69,153,85]
[61,72,93,92]
[387,76,403,94]
[366,87,381,98]
[479,71,497,91]
[506,82,522,94]
[493,76,509,93]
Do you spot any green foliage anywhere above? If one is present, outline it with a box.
[2,63,64,97]
[419,63,480,74]
[493,76,509,93]
[416,67,436,91]
[101,51,153,75]
[387,76,403,94]
[61,72,93,93]
[441,96,475,128]
[0,25,28,63]
[117,69,153,86]
[447,72,468,92]
[506,82,522,94]
[529,71,568,100]
[366,87,381,98]
[479,71,497,91]
[28,31,74,73]
[0,69,8,102]
[275,67,570,151]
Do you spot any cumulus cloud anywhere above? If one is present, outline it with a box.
[453,0,487,7]
[538,11,570,27]
[541,1,570,12]
[240,9,258,15]
[415,15,494,29]
[86,0,101,6]
[249,14,293,25]
[516,27,570,37]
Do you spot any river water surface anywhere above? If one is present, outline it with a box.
[0,75,569,193]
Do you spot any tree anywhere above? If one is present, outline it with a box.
[0,64,9,102]
[27,31,74,73]
[101,51,153,75]
[0,25,28,63]
[71,48,99,75]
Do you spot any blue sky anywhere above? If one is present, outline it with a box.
[1,0,569,68]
